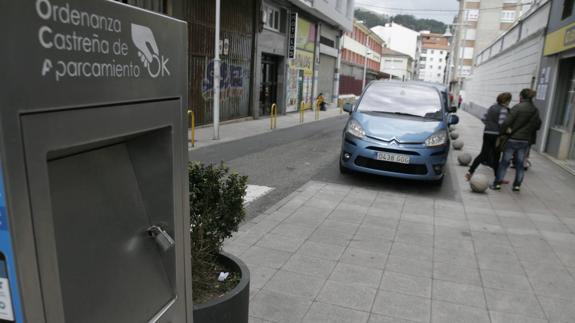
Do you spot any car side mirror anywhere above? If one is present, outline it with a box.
[343,103,353,114]
[448,114,459,126]
[448,106,457,113]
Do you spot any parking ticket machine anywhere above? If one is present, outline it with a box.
[0,1,192,322]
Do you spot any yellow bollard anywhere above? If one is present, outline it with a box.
[270,103,278,129]
[188,110,195,147]
[300,101,305,123]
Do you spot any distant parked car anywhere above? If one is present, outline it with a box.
[340,81,459,185]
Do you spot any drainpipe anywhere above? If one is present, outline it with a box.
[213,0,221,140]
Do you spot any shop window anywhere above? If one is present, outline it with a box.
[263,4,281,32]
[563,0,574,20]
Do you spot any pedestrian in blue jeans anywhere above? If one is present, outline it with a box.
[491,89,542,192]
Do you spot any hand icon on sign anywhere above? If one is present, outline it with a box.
[131,23,159,68]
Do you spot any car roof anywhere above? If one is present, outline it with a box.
[406,80,448,92]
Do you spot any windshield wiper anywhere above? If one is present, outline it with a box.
[365,110,440,120]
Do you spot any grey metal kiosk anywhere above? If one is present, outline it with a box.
[0,1,192,322]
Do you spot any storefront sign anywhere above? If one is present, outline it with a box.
[288,13,297,59]
[544,21,575,56]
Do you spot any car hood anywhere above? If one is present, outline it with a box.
[354,112,445,144]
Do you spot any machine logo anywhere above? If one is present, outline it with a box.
[131,23,170,78]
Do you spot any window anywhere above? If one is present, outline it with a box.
[501,10,516,23]
[263,4,281,31]
[563,0,574,20]
[429,65,434,69]
[439,58,443,62]
[437,73,441,77]
[438,66,441,70]
[466,9,479,21]
[431,50,435,54]
[422,49,427,54]
[439,51,444,55]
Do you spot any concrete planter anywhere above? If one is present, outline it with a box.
[193,252,250,323]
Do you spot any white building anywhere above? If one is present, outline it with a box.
[381,47,413,81]
[417,32,450,84]
[371,23,419,59]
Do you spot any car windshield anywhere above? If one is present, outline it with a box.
[357,83,443,120]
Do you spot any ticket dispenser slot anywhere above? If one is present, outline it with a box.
[21,101,185,323]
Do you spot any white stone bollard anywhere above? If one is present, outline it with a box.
[452,140,464,150]
[457,153,472,166]
[470,174,489,193]
[450,132,459,140]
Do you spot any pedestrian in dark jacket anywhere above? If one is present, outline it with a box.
[491,89,542,192]
[465,92,512,181]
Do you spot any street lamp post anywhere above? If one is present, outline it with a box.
[213,0,221,140]
[363,45,371,90]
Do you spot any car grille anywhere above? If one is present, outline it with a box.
[354,156,428,175]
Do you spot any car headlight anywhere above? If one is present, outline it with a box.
[346,119,366,139]
[425,130,447,147]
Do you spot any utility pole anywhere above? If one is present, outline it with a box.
[453,2,466,103]
[213,0,221,140]
[333,31,343,105]
[362,37,371,90]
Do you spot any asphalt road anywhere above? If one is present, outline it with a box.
[189,116,460,220]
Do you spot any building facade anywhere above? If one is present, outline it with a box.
[462,0,549,119]
[381,48,412,81]
[371,23,419,61]
[535,0,575,172]
[117,0,354,123]
[452,0,534,88]
[339,21,384,96]
[417,32,450,84]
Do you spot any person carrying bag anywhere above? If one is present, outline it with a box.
[491,89,542,192]
[465,92,511,182]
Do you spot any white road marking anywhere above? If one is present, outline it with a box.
[244,184,274,205]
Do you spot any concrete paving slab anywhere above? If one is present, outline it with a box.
[229,110,575,322]
[372,290,431,323]
[379,271,432,298]
[301,301,370,323]
[317,280,377,312]
[262,270,325,300]
[432,279,486,309]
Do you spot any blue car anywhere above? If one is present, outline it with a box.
[340,81,459,185]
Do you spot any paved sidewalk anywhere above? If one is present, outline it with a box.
[224,111,575,323]
[189,106,343,150]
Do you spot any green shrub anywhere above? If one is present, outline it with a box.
[188,162,248,302]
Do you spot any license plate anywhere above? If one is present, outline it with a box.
[376,152,410,164]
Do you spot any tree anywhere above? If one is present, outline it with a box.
[354,9,447,34]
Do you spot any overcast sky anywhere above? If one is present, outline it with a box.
[355,0,459,24]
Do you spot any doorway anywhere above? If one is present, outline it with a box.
[260,54,279,116]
